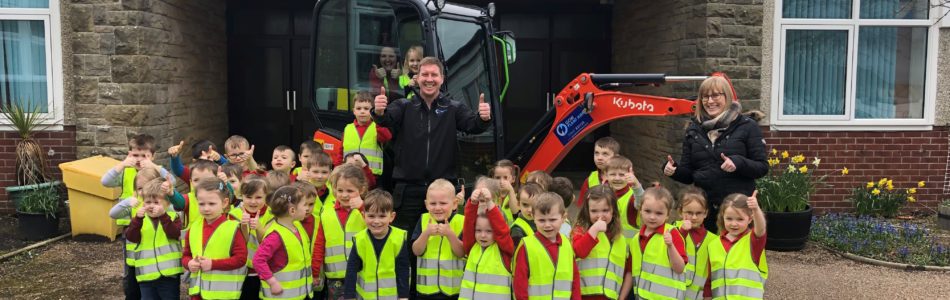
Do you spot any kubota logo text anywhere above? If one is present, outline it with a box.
[613,97,655,112]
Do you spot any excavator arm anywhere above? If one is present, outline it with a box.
[514,72,737,181]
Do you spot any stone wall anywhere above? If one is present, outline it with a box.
[65,0,229,161]
[611,0,764,190]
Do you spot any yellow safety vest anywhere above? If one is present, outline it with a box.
[132,212,183,282]
[122,197,144,266]
[587,170,601,190]
[186,219,247,299]
[183,190,201,230]
[320,205,366,279]
[709,233,768,300]
[342,122,383,175]
[578,232,628,298]
[511,217,535,241]
[630,227,687,300]
[399,74,415,99]
[500,196,514,226]
[116,168,139,226]
[518,234,574,300]
[672,221,719,299]
[416,213,466,296]
[617,189,642,241]
[228,207,272,269]
[459,243,511,299]
[355,227,407,300]
[260,222,314,300]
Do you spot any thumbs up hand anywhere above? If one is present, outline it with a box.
[168,140,185,157]
[478,93,491,121]
[747,190,759,211]
[663,230,673,246]
[720,153,736,173]
[390,63,401,79]
[680,219,693,231]
[664,155,677,176]
[161,174,174,196]
[374,87,388,116]
[204,145,221,162]
[373,64,386,79]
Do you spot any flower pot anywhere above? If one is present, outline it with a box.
[5,181,60,212]
[938,205,950,231]
[16,211,60,241]
[764,205,813,251]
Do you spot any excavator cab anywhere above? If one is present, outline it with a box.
[307,0,513,183]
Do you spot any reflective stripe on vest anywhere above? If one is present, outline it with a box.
[459,243,511,300]
[631,228,687,300]
[320,205,366,279]
[122,198,143,266]
[520,234,574,300]
[617,189,641,240]
[672,221,719,300]
[342,123,383,175]
[355,227,406,300]
[228,207,267,269]
[416,213,465,296]
[577,232,627,298]
[587,170,601,190]
[260,222,313,300]
[133,212,183,282]
[187,220,246,299]
[709,233,768,300]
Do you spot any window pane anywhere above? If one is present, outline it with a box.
[783,0,851,18]
[855,27,927,119]
[860,0,928,19]
[783,30,848,116]
[0,20,48,113]
[0,0,48,8]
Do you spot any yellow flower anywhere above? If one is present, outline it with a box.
[886,184,894,191]
[772,149,778,155]
[908,196,916,203]
[787,165,796,173]
[908,188,917,194]
[841,167,849,175]
[799,165,808,173]
[872,188,880,196]
[792,154,805,164]
[918,181,926,188]
[812,157,821,167]
[878,178,888,188]
[866,182,874,188]
[767,158,778,167]
[781,151,789,159]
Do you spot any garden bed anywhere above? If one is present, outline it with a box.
[811,213,950,267]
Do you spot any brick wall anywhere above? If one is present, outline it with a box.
[762,128,949,212]
[0,127,78,214]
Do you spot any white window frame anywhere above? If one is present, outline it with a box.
[0,1,64,131]
[771,0,940,131]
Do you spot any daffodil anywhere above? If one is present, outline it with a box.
[841,167,849,175]
[781,151,789,159]
[878,178,888,188]
[918,181,926,188]
[908,188,917,194]
[792,154,805,164]
[787,165,796,173]
[872,188,880,196]
[866,182,874,189]
[799,165,808,173]
[886,184,894,191]
[812,157,821,166]
[908,196,916,203]
[767,158,779,167]
[772,148,778,155]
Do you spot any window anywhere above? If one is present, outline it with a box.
[0,0,62,127]
[772,0,938,130]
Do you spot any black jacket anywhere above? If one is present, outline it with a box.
[669,115,769,204]
[373,93,490,183]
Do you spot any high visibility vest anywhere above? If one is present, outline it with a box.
[355,227,407,300]
[187,220,247,299]
[399,74,415,99]
[459,243,511,299]
[578,232,627,299]
[617,189,642,240]
[320,205,366,279]
[511,217,535,241]
[133,212,183,282]
[342,122,383,175]
[673,221,719,299]
[630,228,687,300]
[709,233,768,300]
[518,234,574,300]
[587,170,601,190]
[260,222,314,300]
[116,167,138,226]
[183,191,201,231]
[500,196,514,226]
[416,213,466,296]
[228,206,272,269]
[122,197,144,266]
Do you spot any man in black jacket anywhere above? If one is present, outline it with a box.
[373,56,491,230]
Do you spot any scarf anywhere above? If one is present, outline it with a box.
[700,101,742,143]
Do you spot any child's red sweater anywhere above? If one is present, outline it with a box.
[513,232,581,300]
[181,216,248,300]
[462,200,515,268]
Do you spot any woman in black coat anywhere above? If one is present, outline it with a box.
[663,76,769,232]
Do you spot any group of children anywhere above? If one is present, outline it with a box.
[104,132,767,300]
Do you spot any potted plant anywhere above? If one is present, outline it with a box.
[0,100,54,209]
[16,182,63,240]
[755,150,835,251]
[938,200,950,231]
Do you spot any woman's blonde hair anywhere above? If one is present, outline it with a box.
[695,76,736,120]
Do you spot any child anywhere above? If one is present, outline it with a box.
[513,192,580,300]
[580,137,619,204]
[472,177,504,223]
[253,186,317,299]
[708,192,767,299]
[674,186,718,300]
[343,152,378,190]
[550,176,576,236]
[524,170,552,191]
[219,163,244,205]
[510,182,543,247]
[126,178,183,300]
[224,135,263,177]
[171,159,220,231]
[265,170,292,191]
[400,45,424,98]
[102,133,173,225]
[228,177,271,300]
[459,181,515,300]
[572,185,630,300]
[604,156,644,240]
[343,189,411,300]
[629,187,688,299]
[299,151,335,207]
[293,140,322,177]
[182,177,248,299]
[412,179,465,299]
[490,159,520,224]
[342,91,391,176]
[313,164,369,299]
[168,139,228,183]
[271,145,297,175]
